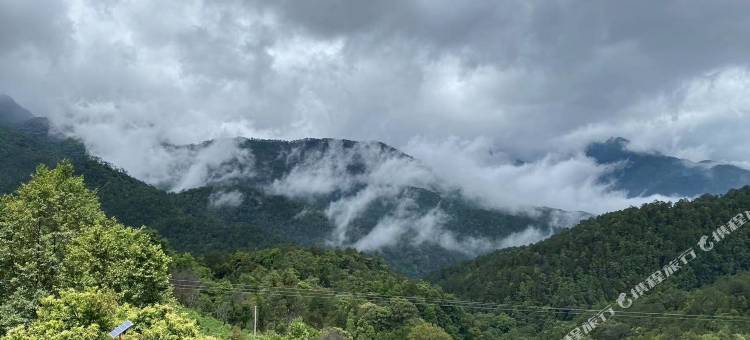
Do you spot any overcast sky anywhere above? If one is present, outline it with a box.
[2,0,750,212]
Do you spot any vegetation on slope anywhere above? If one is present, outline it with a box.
[431,186,750,338]
[4,160,750,339]
[0,162,473,339]
[0,121,561,277]
[170,248,472,339]
[0,162,210,338]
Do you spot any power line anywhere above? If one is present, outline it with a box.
[170,278,750,320]
[170,282,748,322]
[169,279,750,322]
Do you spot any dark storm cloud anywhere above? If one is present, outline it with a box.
[1,0,749,213]
[240,0,750,157]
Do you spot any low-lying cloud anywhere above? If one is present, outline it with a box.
[353,199,558,256]
[1,0,748,256]
[208,189,245,208]
[265,139,628,256]
[403,137,678,214]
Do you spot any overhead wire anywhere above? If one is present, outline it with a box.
[169,279,750,322]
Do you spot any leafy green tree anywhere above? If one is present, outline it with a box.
[4,289,213,340]
[0,161,106,330]
[286,318,320,340]
[0,162,171,333]
[407,322,452,340]
[4,289,114,340]
[124,303,211,339]
[59,219,172,306]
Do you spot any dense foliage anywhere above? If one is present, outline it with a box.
[4,108,750,338]
[431,186,750,338]
[0,162,209,338]
[592,271,750,339]
[5,289,211,340]
[0,121,560,277]
[0,161,472,339]
[170,247,473,339]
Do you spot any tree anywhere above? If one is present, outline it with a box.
[0,161,106,331]
[407,322,453,340]
[4,289,213,340]
[0,162,171,333]
[59,219,172,306]
[286,318,320,340]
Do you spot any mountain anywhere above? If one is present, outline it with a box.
[4,95,750,338]
[0,95,579,277]
[0,94,33,126]
[163,137,587,276]
[430,185,750,338]
[587,137,750,197]
[0,160,475,339]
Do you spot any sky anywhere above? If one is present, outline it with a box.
[2,0,750,215]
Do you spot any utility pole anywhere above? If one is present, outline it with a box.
[253,305,257,337]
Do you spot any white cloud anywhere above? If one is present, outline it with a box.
[403,137,680,215]
[353,198,564,256]
[208,190,245,208]
[267,140,437,246]
[1,0,748,218]
[562,67,750,166]
[267,139,595,255]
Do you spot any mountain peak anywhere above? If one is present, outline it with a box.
[584,136,632,163]
[0,94,34,126]
[605,136,630,147]
[585,136,750,197]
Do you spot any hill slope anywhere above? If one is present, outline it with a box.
[0,98,574,276]
[431,186,750,307]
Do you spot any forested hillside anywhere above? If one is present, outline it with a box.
[0,111,573,276]
[4,98,750,338]
[431,186,750,338]
[170,248,475,339]
[5,162,750,339]
[0,162,479,339]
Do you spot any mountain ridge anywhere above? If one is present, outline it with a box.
[0,96,573,277]
[587,137,750,197]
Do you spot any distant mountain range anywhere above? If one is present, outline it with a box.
[3,94,750,277]
[587,137,750,197]
[0,95,579,277]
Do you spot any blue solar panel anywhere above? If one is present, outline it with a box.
[109,320,134,337]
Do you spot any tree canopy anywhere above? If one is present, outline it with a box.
[0,162,198,337]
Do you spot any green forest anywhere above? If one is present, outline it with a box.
[2,160,750,338]
[2,100,750,339]
[0,163,470,339]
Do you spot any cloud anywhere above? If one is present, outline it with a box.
[561,67,750,165]
[267,140,437,246]
[166,139,256,192]
[352,198,563,256]
[1,0,749,214]
[268,139,593,255]
[267,140,425,197]
[403,137,677,214]
[208,190,245,208]
[81,136,255,192]
[353,199,446,252]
